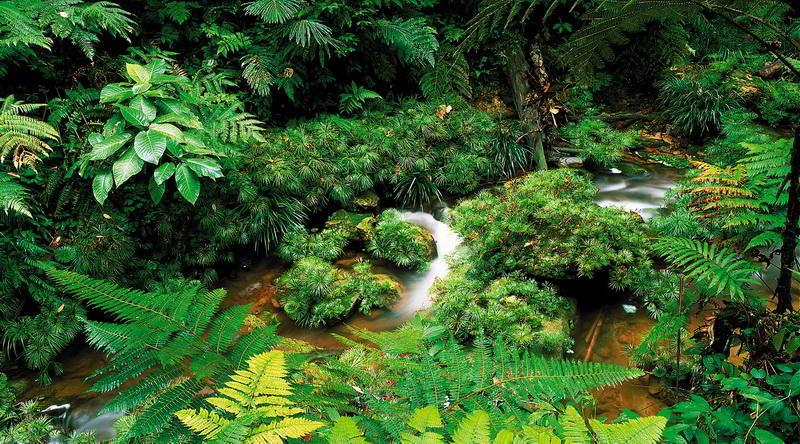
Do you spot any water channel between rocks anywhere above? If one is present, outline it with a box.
[29,162,688,439]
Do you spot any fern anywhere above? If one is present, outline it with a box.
[244,0,304,24]
[652,237,759,301]
[175,350,324,443]
[48,270,280,440]
[589,415,667,444]
[0,95,59,169]
[420,46,472,100]
[0,173,31,217]
[339,82,382,115]
[373,18,438,67]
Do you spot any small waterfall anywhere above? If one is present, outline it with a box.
[387,209,463,316]
[44,399,121,442]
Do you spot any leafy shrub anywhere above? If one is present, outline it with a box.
[755,80,800,127]
[449,170,653,289]
[703,109,772,166]
[430,263,573,353]
[368,209,435,270]
[657,70,742,136]
[277,257,399,327]
[276,226,351,262]
[557,119,640,167]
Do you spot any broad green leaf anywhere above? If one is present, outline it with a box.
[134,130,168,164]
[183,132,207,149]
[149,123,184,141]
[112,148,144,187]
[153,112,204,129]
[148,177,166,204]
[154,162,176,185]
[89,132,133,160]
[185,158,223,179]
[119,105,153,127]
[158,98,192,115]
[132,83,152,94]
[126,63,152,83]
[130,96,157,122]
[100,84,133,103]
[175,164,200,204]
[166,139,184,156]
[103,114,125,137]
[145,59,169,78]
[753,428,783,444]
[88,133,104,147]
[92,171,114,205]
[790,370,800,394]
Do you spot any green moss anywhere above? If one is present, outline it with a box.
[430,262,574,355]
[450,170,652,288]
[277,257,400,327]
[368,209,435,270]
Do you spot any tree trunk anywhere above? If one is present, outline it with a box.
[503,43,547,171]
[775,126,800,313]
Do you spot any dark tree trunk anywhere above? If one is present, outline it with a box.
[775,126,800,313]
[503,43,547,171]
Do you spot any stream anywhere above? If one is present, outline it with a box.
[27,163,685,439]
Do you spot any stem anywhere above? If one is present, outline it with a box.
[775,127,799,313]
[676,276,684,386]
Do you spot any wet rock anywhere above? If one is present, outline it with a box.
[326,210,372,240]
[348,190,380,211]
[557,157,584,169]
[373,273,403,296]
[648,377,666,395]
[355,216,376,242]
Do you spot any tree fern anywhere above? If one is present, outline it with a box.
[0,95,59,169]
[420,46,472,100]
[244,0,304,24]
[652,237,759,301]
[176,350,324,443]
[373,18,438,67]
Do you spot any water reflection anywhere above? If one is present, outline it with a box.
[593,164,683,220]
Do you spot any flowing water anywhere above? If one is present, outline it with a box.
[30,163,694,438]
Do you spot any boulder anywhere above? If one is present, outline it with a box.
[348,190,380,211]
[557,156,584,169]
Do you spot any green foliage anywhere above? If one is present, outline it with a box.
[756,79,800,127]
[652,237,759,302]
[368,209,434,271]
[277,225,352,263]
[277,258,399,327]
[557,119,639,167]
[449,170,653,288]
[663,355,800,443]
[48,269,280,442]
[85,59,262,205]
[704,110,773,166]
[431,263,573,353]
[175,350,323,443]
[657,69,743,136]
[339,82,382,115]
[0,95,59,169]
[0,398,59,444]
[316,325,647,440]
[0,173,31,218]
[0,0,134,65]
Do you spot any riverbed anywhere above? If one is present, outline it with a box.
[26,162,688,438]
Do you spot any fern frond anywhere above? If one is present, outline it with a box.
[373,18,438,67]
[652,237,759,301]
[244,0,303,24]
[0,173,32,217]
[589,415,667,444]
[451,410,490,444]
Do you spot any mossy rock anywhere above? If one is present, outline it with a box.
[373,273,404,296]
[325,210,372,237]
[355,216,376,242]
[368,209,436,270]
[530,297,576,357]
[348,190,380,211]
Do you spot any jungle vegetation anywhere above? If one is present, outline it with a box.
[0,0,799,443]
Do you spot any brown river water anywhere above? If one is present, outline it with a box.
[26,162,797,440]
